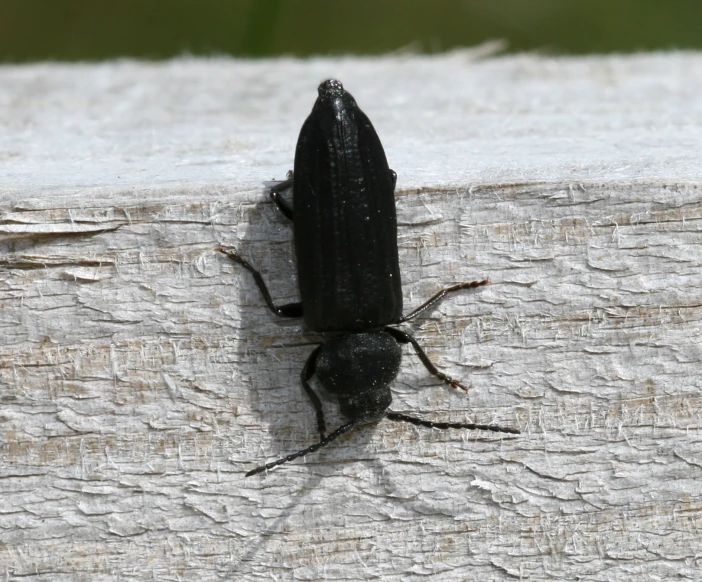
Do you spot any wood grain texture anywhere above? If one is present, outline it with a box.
[1,50,702,581]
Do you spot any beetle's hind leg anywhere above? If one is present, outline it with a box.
[398,280,488,323]
[218,246,302,318]
[302,345,327,438]
[384,327,470,392]
[270,171,294,220]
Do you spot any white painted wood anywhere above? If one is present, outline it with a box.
[1,50,702,580]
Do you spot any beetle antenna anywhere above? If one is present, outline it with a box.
[386,411,519,435]
[246,421,358,477]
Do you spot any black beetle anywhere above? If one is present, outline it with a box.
[220,79,518,476]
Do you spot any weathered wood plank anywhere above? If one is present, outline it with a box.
[1,51,702,580]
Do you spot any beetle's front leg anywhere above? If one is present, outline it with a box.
[384,327,469,392]
[301,345,326,438]
[218,246,302,318]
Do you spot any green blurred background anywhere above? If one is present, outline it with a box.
[1,0,700,61]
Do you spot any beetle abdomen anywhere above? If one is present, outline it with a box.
[293,80,403,332]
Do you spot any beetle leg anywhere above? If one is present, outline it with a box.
[384,327,470,392]
[302,345,327,438]
[218,245,303,317]
[398,280,488,323]
[270,172,294,220]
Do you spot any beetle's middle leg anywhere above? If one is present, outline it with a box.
[218,246,302,317]
[398,280,488,323]
[384,327,469,392]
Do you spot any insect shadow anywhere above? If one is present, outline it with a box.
[224,192,326,447]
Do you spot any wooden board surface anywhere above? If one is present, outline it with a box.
[1,50,702,581]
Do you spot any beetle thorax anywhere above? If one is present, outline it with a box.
[315,331,402,422]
